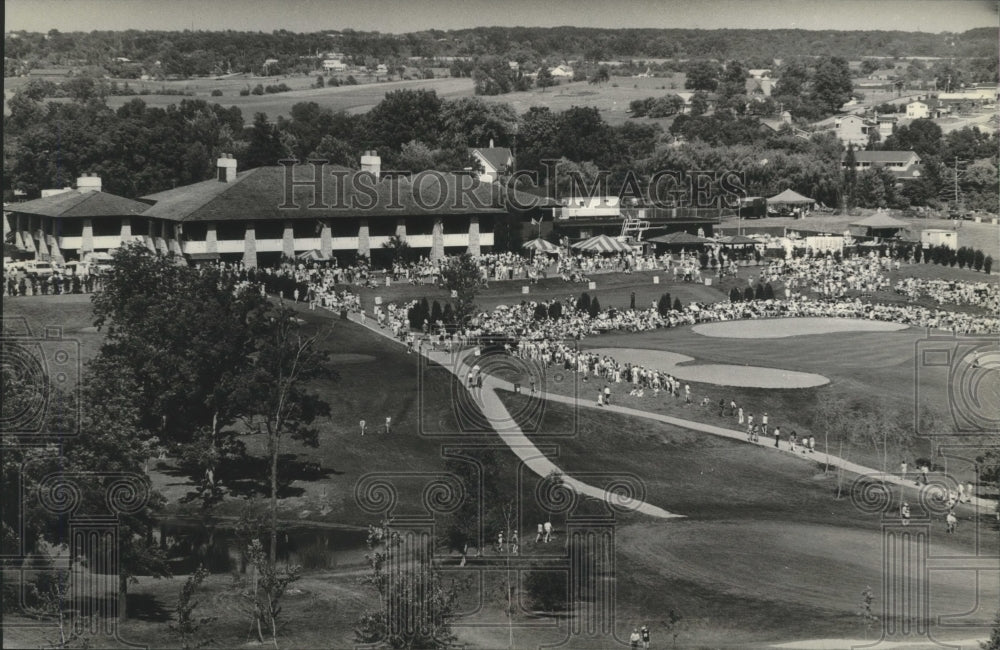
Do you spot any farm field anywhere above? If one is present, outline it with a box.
[5,72,689,126]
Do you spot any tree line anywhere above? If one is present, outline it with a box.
[6,26,997,79]
[4,82,997,215]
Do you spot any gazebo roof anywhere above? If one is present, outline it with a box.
[767,188,815,205]
[717,235,759,245]
[647,231,714,245]
[851,213,910,229]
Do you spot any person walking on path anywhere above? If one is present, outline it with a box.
[774,427,781,449]
[360,419,366,436]
[641,625,650,650]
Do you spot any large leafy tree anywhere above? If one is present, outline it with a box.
[440,253,487,323]
[364,89,444,153]
[811,57,854,114]
[243,112,289,168]
[439,97,519,149]
[684,60,721,91]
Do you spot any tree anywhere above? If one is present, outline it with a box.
[858,585,879,640]
[985,256,993,275]
[382,233,414,264]
[356,521,466,649]
[981,610,1000,650]
[588,65,610,85]
[685,60,720,91]
[672,297,682,311]
[170,566,215,650]
[91,244,261,503]
[232,301,332,566]
[244,112,288,168]
[440,254,487,324]
[364,89,443,153]
[536,66,555,90]
[689,91,710,117]
[439,97,518,149]
[843,144,858,209]
[811,57,853,114]
[236,538,301,648]
[588,297,602,319]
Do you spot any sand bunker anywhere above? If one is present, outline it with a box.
[587,347,829,389]
[692,317,908,339]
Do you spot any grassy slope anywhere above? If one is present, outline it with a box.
[500,393,998,645]
[530,320,988,484]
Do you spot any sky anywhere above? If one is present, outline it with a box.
[4,0,998,33]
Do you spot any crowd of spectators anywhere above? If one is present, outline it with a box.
[894,277,1000,312]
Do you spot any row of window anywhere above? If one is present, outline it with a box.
[17,216,494,241]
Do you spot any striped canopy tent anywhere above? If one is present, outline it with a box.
[522,237,561,254]
[571,234,632,253]
[647,231,714,246]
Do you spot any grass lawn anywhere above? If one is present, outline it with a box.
[495,319,993,487]
[351,269,727,315]
[497,393,998,646]
[3,285,997,648]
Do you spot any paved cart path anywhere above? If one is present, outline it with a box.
[347,313,995,518]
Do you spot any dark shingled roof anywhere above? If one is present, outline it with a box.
[7,191,150,218]
[141,166,551,222]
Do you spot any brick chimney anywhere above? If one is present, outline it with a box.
[216,153,237,182]
[360,150,381,179]
[76,173,102,193]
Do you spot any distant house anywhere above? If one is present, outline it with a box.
[906,101,929,119]
[549,64,574,78]
[748,68,772,79]
[322,58,347,72]
[842,150,923,181]
[745,77,775,98]
[674,91,717,114]
[471,143,514,183]
[375,64,389,76]
[907,99,948,119]
[875,114,897,139]
[832,114,872,147]
[508,61,519,71]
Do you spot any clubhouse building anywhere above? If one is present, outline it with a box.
[4,153,550,267]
